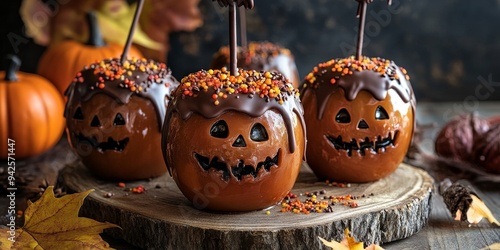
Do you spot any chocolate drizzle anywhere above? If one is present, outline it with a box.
[302,56,415,121]
[64,58,179,131]
[163,69,305,174]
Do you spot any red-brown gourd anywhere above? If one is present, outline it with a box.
[0,55,65,159]
[37,12,143,96]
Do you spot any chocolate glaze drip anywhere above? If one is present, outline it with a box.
[211,42,294,70]
[302,57,415,120]
[162,69,306,173]
[64,58,179,131]
[211,42,298,86]
[214,0,255,8]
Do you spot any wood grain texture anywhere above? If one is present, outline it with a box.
[61,162,433,250]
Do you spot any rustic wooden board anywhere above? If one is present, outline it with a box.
[61,162,433,250]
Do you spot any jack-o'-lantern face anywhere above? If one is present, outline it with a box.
[64,58,179,180]
[66,94,166,180]
[165,110,304,211]
[162,68,305,212]
[301,57,415,182]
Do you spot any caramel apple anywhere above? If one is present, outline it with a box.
[211,42,301,89]
[162,68,305,211]
[301,56,416,182]
[65,58,179,180]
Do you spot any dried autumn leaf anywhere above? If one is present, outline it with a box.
[481,243,500,250]
[96,1,162,51]
[465,195,500,225]
[440,180,500,225]
[319,229,384,250]
[139,0,202,61]
[0,186,118,249]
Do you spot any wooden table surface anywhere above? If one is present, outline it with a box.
[1,102,499,250]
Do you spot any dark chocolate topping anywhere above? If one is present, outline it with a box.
[64,58,179,131]
[211,42,294,70]
[163,68,305,154]
[214,0,255,8]
[301,56,415,120]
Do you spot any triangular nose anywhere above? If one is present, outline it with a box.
[232,135,247,147]
[357,119,369,129]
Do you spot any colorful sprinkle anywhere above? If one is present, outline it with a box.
[304,56,410,89]
[178,68,297,106]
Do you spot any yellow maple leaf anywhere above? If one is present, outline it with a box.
[0,186,118,250]
[96,1,162,50]
[319,229,384,250]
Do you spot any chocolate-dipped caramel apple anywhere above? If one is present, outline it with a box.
[211,41,301,89]
[300,0,415,182]
[64,0,180,180]
[162,68,305,211]
[65,58,178,180]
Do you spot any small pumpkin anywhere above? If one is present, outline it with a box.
[0,55,65,159]
[37,12,143,96]
[301,56,415,182]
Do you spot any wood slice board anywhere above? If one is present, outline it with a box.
[61,162,433,249]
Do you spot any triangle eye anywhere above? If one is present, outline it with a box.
[113,113,126,126]
[210,120,229,138]
[335,108,351,123]
[91,115,101,127]
[375,106,389,120]
[73,107,84,120]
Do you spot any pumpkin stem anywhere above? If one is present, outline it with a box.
[4,54,21,81]
[85,11,105,47]
[121,0,144,64]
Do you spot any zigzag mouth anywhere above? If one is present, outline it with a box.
[325,131,398,157]
[74,133,129,152]
[194,150,280,182]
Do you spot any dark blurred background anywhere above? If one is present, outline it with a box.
[2,0,500,102]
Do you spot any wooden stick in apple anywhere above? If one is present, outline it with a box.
[121,0,145,64]
[213,0,255,75]
[355,0,392,60]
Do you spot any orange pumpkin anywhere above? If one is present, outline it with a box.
[0,55,65,159]
[37,12,143,96]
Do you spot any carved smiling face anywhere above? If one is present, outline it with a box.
[301,57,415,182]
[67,94,166,180]
[163,69,305,212]
[65,58,179,180]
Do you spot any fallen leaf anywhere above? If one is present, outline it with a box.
[467,194,500,225]
[319,229,384,250]
[0,186,118,249]
[481,243,500,250]
[440,180,500,225]
[96,1,162,51]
